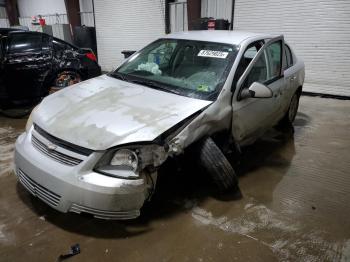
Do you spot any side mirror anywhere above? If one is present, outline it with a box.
[240,82,273,99]
[121,50,136,59]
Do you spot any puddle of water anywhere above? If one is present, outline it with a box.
[190,202,349,262]
[0,223,15,245]
[0,126,21,177]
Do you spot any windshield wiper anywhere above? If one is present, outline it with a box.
[109,71,129,81]
[129,79,181,95]
[110,72,180,96]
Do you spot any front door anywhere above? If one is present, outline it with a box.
[4,32,53,103]
[231,36,286,144]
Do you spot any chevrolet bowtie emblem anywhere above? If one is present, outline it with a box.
[47,143,57,151]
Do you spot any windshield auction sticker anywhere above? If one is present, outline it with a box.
[198,50,229,59]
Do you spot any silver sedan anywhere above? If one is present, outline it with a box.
[15,31,305,219]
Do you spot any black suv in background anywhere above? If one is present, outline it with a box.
[0,31,101,117]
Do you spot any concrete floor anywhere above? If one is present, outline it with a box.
[0,96,350,262]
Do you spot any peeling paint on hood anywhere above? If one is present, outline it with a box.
[33,75,212,150]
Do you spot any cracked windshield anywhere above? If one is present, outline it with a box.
[114,39,238,100]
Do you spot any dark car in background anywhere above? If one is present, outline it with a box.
[0,27,26,36]
[0,31,101,117]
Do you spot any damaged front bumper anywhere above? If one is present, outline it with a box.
[14,129,150,220]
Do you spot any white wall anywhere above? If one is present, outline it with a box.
[0,6,8,27]
[17,0,66,17]
[201,0,232,20]
[79,0,94,26]
[0,6,7,18]
[79,0,93,12]
[233,0,350,96]
[94,0,165,71]
[0,6,9,27]
[170,2,188,32]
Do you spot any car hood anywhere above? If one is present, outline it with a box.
[33,75,212,150]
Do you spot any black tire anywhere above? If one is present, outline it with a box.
[279,91,300,127]
[1,106,33,118]
[197,137,238,192]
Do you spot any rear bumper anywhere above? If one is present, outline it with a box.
[14,130,148,219]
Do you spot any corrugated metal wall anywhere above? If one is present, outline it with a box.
[0,6,9,27]
[94,0,165,71]
[233,0,350,96]
[201,0,232,20]
[170,1,188,32]
[17,0,66,17]
[19,14,68,31]
[17,0,68,30]
[79,0,94,27]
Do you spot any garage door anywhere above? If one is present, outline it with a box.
[233,0,350,96]
[94,0,165,71]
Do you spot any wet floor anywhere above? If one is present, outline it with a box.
[0,96,350,262]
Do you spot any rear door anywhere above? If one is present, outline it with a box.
[232,36,285,144]
[281,44,298,111]
[4,32,53,100]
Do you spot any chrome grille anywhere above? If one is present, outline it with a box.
[70,203,140,220]
[17,169,61,207]
[32,135,83,166]
[34,124,93,156]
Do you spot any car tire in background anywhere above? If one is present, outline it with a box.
[196,137,238,192]
[52,70,81,92]
[0,106,34,118]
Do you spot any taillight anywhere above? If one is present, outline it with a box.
[85,52,97,62]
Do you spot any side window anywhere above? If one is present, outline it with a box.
[241,40,282,89]
[244,46,258,59]
[243,54,268,88]
[8,34,42,54]
[233,41,263,85]
[284,44,293,69]
[265,41,282,80]
[53,39,67,52]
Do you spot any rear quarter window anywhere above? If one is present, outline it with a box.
[285,44,293,68]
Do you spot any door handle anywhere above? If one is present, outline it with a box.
[290,76,296,81]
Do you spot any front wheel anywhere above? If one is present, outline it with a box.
[196,137,239,192]
[1,105,34,118]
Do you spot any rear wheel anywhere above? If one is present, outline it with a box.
[52,71,81,92]
[279,91,300,127]
[196,137,238,192]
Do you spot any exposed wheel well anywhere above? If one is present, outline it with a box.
[52,68,84,81]
[46,68,83,85]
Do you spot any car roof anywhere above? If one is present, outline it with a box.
[164,30,274,46]
[0,28,25,35]
[7,31,79,49]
